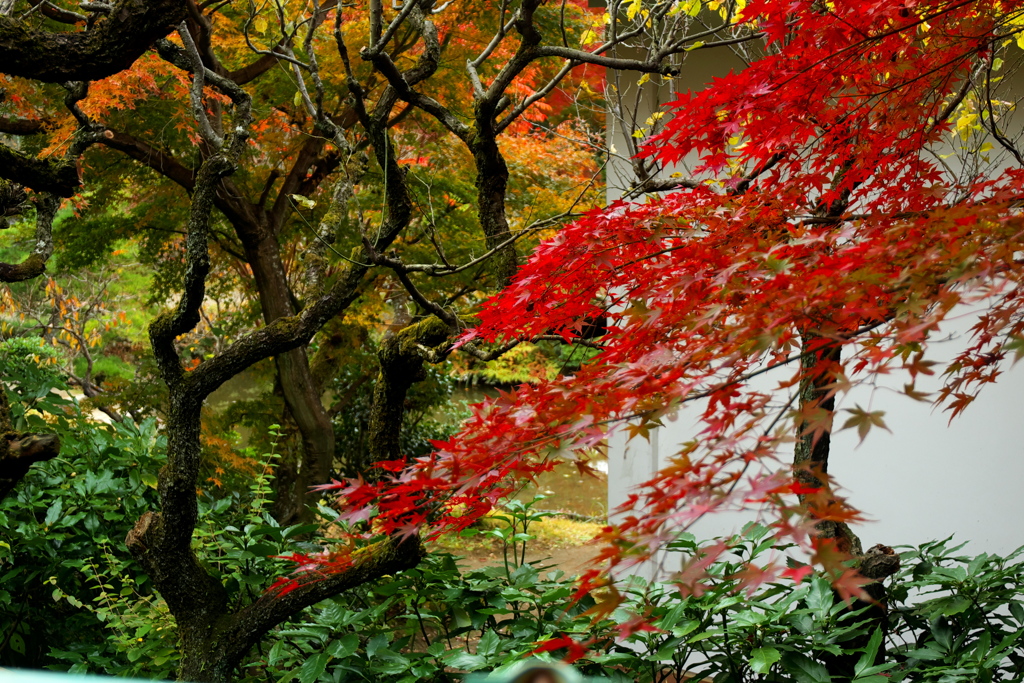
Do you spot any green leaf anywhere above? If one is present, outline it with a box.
[687,629,722,643]
[806,578,834,616]
[749,646,781,674]
[141,472,158,489]
[452,606,472,628]
[44,498,63,527]
[373,578,409,596]
[733,610,767,627]
[327,633,358,659]
[477,629,500,658]
[290,194,316,210]
[930,618,952,651]
[855,628,884,677]
[283,523,320,539]
[370,655,410,676]
[941,595,972,616]
[266,640,285,667]
[967,553,989,577]
[366,633,389,659]
[444,651,487,671]
[781,652,831,683]
[296,652,329,683]
[1010,601,1024,625]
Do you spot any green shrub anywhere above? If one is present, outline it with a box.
[4,342,1018,682]
[232,520,1024,683]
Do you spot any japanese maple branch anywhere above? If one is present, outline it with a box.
[223,537,425,665]
[362,0,417,58]
[356,4,471,142]
[366,198,595,277]
[19,0,87,23]
[497,14,761,132]
[178,22,224,148]
[466,1,515,96]
[362,236,459,329]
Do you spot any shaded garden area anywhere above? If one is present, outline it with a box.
[1,0,1023,681]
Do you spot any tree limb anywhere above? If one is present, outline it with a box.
[0,144,78,196]
[0,0,186,82]
[0,192,59,282]
[214,537,425,674]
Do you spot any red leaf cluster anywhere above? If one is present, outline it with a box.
[294,0,1024,599]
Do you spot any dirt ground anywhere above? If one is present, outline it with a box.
[453,542,601,575]
[430,514,606,577]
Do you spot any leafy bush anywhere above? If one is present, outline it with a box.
[0,413,169,671]
[230,519,1024,683]
[0,348,315,677]
[574,531,1024,682]
[40,426,332,679]
[3,340,1017,682]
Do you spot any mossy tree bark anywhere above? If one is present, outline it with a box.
[365,316,452,472]
[0,0,186,83]
[122,75,427,680]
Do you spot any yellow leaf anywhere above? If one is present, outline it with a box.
[291,194,316,209]
[955,112,978,137]
[254,17,268,34]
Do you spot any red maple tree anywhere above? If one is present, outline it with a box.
[310,0,1024,599]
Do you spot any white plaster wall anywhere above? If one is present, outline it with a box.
[604,42,1024,572]
[608,313,1024,566]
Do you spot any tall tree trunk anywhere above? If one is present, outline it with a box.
[793,334,863,556]
[365,316,451,473]
[128,397,230,682]
[472,131,518,288]
[236,217,335,525]
[129,145,425,681]
[795,335,903,681]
